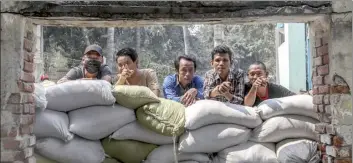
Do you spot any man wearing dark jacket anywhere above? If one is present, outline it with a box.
[57,44,112,84]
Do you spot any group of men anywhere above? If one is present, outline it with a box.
[52,44,295,107]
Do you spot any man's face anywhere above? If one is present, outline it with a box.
[178,58,195,86]
[248,64,267,84]
[211,53,231,75]
[116,56,137,73]
[85,51,102,63]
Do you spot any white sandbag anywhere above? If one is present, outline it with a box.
[250,115,319,143]
[179,124,250,153]
[34,83,47,112]
[69,104,135,140]
[257,95,318,120]
[276,139,320,163]
[145,145,210,163]
[212,142,278,163]
[35,136,105,163]
[180,161,201,163]
[34,109,73,142]
[46,80,115,112]
[185,100,262,130]
[111,121,173,145]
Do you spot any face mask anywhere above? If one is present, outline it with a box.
[84,59,101,74]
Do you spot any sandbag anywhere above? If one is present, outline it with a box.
[35,137,105,163]
[257,95,318,120]
[185,100,262,130]
[69,104,135,140]
[34,153,58,163]
[102,138,157,163]
[110,121,173,145]
[136,98,185,136]
[213,142,278,163]
[179,124,250,153]
[276,139,320,163]
[145,145,210,163]
[34,83,47,112]
[250,115,319,143]
[34,109,73,142]
[112,85,160,109]
[103,157,122,163]
[46,80,115,112]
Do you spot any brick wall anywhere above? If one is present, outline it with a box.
[1,16,36,163]
[312,23,352,163]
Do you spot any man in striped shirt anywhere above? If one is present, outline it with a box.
[203,45,245,104]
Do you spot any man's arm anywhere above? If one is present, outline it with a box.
[163,76,182,102]
[277,84,296,97]
[228,71,245,104]
[194,76,204,99]
[244,84,257,106]
[100,65,112,83]
[57,68,79,84]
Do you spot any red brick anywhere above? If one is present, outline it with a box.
[326,125,335,135]
[319,86,330,94]
[333,136,344,148]
[315,123,327,133]
[23,39,33,52]
[319,113,332,123]
[312,68,318,77]
[313,76,324,85]
[322,36,329,45]
[23,51,34,63]
[324,75,331,85]
[314,56,323,66]
[317,44,329,56]
[23,61,34,73]
[334,158,352,163]
[17,81,34,93]
[331,85,350,94]
[325,105,332,115]
[322,54,329,65]
[1,127,18,137]
[315,37,323,48]
[318,65,329,75]
[313,86,319,95]
[2,138,21,150]
[313,95,324,104]
[20,115,35,125]
[324,95,330,104]
[20,125,34,135]
[21,93,34,104]
[20,72,35,83]
[23,104,35,114]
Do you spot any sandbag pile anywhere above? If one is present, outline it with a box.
[34,80,128,163]
[212,95,320,163]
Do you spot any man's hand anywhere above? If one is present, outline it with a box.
[181,88,198,106]
[120,65,134,79]
[217,81,232,95]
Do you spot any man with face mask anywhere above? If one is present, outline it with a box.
[57,44,112,84]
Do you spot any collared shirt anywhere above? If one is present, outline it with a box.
[203,68,245,104]
[163,74,204,102]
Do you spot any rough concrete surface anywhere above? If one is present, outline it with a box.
[0,14,25,107]
[330,13,353,90]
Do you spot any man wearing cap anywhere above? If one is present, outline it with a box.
[57,44,112,84]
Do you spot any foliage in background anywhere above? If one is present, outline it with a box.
[43,24,276,84]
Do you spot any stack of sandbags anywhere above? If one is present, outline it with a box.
[179,100,262,154]
[250,95,319,163]
[34,80,128,163]
[107,85,190,163]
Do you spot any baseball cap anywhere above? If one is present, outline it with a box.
[84,44,103,57]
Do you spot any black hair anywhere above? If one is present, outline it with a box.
[84,59,101,74]
[116,48,138,62]
[211,45,233,61]
[248,61,268,76]
[174,55,197,71]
